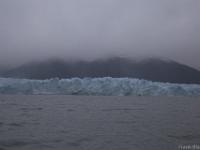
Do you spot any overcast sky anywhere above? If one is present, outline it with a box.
[0,0,200,69]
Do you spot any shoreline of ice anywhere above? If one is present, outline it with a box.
[0,77,200,96]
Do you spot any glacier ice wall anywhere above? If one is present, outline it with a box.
[0,77,200,96]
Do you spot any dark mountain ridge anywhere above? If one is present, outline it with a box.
[1,57,200,84]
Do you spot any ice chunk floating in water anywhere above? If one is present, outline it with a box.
[0,77,200,96]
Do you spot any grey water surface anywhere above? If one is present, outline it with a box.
[0,95,200,150]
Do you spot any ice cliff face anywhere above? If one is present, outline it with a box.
[0,77,199,96]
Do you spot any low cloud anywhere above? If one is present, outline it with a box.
[0,0,200,69]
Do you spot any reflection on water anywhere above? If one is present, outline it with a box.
[0,95,200,150]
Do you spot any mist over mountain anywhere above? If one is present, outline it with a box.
[1,57,200,84]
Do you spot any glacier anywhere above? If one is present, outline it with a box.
[0,77,200,96]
